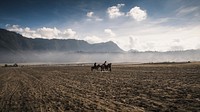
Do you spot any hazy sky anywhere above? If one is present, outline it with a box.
[0,0,200,51]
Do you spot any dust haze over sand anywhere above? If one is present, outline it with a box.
[0,51,200,64]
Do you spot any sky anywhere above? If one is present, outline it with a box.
[0,0,200,51]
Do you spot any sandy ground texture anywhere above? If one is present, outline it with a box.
[0,63,200,112]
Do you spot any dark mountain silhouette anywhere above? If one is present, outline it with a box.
[0,28,123,53]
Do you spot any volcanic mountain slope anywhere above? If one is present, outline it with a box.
[0,28,123,53]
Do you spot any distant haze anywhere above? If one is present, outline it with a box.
[1,51,200,64]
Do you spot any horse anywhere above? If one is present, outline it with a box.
[91,64,101,71]
[101,63,112,71]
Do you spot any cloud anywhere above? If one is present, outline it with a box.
[6,19,200,52]
[128,36,155,51]
[87,12,94,17]
[84,35,102,44]
[104,29,116,37]
[127,6,147,21]
[176,6,199,16]
[37,27,61,39]
[24,27,35,33]
[86,11,103,21]
[6,24,39,38]
[107,4,125,19]
[62,29,76,38]
[21,27,37,38]
[106,5,147,21]
[173,39,180,43]
[6,24,23,33]
[150,18,171,24]
[129,36,138,49]
[6,25,77,39]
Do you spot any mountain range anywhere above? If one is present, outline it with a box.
[0,28,200,63]
[0,28,123,53]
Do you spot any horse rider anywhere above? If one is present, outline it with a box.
[103,61,107,66]
[94,62,97,67]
